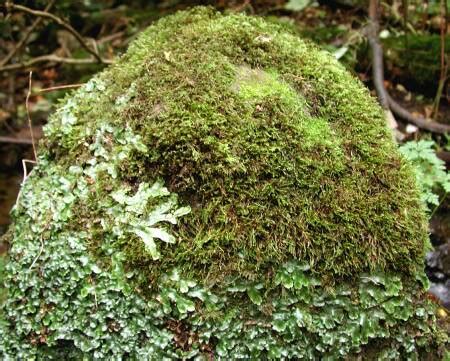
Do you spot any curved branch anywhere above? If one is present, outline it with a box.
[368,0,389,109]
[386,94,450,133]
[6,2,104,63]
[0,54,113,73]
[0,136,33,144]
[368,0,450,134]
[0,1,55,67]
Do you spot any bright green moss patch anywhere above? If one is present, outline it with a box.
[1,6,447,358]
[234,66,297,101]
[73,5,428,282]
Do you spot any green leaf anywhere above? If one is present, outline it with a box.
[173,206,191,218]
[148,180,170,198]
[272,318,287,332]
[90,264,102,274]
[282,273,294,289]
[268,345,283,358]
[292,271,309,289]
[415,271,430,289]
[247,287,263,306]
[175,295,196,314]
[80,284,94,298]
[179,280,192,293]
[133,229,160,260]
[275,270,294,289]
[110,188,130,205]
[227,282,248,292]
[384,277,402,296]
[147,227,176,244]
[293,308,311,327]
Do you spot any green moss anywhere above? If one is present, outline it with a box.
[1,6,447,358]
[31,4,431,288]
[234,66,297,101]
[69,6,427,283]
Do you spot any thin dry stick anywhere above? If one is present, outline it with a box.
[432,0,448,119]
[436,151,450,163]
[97,31,125,45]
[385,93,450,133]
[39,83,84,93]
[0,83,81,145]
[368,0,450,134]
[0,54,112,73]
[0,0,55,67]
[0,135,33,144]
[21,159,37,183]
[28,221,50,271]
[25,71,37,160]
[6,2,104,63]
[14,158,37,207]
[7,76,15,111]
[28,235,44,270]
[368,0,398,131]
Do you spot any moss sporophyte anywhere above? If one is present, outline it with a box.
[0,7,448,359]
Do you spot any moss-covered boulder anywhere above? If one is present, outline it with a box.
[0,7,447,359]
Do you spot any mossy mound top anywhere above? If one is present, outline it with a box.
[39,6,428,283]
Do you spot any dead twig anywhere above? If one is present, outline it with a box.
[368,0,398,132]
[432,0,448,119]
[14,158,37,207]
[386,93,450,133]
[21,159,37,183]
[0,54,113,73]
[97,31,125,45]
[6,1,105,63]
[0,136,33,144]
[244,320,271,328]
[28,220,50,271]
[0,83,81,145]
[436,151,450,164]
[25,71,37,160]
[7,76,15,113]
[0,0,55,67]
[39,83,84,93]
[368,0,450,134]
[28,234,45,271]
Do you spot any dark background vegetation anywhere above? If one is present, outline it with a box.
[0,0,448,315]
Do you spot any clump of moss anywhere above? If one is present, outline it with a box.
[1,6,447,358]
[84,5,427,282]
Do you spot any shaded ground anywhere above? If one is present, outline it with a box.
[0,174,20,236]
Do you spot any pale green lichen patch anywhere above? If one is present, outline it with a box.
[1,6,447,358]
[233,66,297,102]
[1,231,445,359]
[233,65,340,153]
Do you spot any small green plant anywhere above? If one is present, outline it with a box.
[399,140,450,210]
